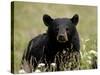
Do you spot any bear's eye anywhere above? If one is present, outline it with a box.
[55,28,59,31]
[66,28,69,31]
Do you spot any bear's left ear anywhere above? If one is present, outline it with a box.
[71,14,79,26]
[43,14,53,26]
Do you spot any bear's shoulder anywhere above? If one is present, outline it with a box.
[29,33,48,48]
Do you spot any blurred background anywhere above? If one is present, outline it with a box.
[11,1,97,73]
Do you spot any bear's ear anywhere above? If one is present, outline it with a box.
[43,14,53,26]
[71,14,79,26]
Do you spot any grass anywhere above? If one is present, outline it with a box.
[11,1,97,73]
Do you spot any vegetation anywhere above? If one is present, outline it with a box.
[11,1,97,73]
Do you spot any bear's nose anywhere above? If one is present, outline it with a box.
[57,35,66,42]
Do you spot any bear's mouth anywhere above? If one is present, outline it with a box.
[57,35,68,43]
[58,40,67,43]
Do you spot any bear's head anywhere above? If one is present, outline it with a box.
[43,14,79,43]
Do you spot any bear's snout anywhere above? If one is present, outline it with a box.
[57,34,68,43]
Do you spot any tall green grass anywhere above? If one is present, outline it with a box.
[12,1,97,73]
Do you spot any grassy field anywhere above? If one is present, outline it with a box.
[11,1,97,73]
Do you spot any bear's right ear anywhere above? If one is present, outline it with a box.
[43,14,53,26]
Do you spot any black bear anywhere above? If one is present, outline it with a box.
[21,14,80,72]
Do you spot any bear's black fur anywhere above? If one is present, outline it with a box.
[21,14,80,72]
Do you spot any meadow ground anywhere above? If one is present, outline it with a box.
[11,2,97,73]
